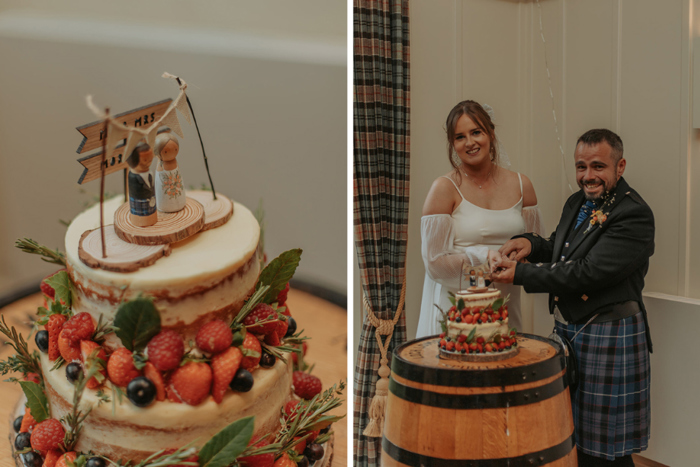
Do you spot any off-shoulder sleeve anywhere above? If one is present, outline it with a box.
[421,214,489,290]
[522,205,546,236]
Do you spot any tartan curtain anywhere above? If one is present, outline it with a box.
[353,1,410,467]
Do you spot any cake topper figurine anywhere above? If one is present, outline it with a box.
[126,142,157,227]
[154,132,186,212]
[469,269,477,287]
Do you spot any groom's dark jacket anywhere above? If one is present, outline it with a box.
[513,177,654,330]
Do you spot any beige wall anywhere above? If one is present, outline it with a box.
[355,0,700,464]
[0,1,347,298]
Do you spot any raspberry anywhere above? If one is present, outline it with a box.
[239,438,275,467]
[58,332,81,362]
[170,362,212,406]
[240,333,262,370]
[195,320,233,354]
[61,312,95,343]
[55,452,77,467]
[30,418,65,451]
[243,304,279,335]
[80,340,107,389]
[292,371,322,400]
[276,318,288,341]
[107,348,141,387]
[284,399,301,418]
[211,346,243,403]
[143,362,166,402]
[46,314,67,361]
[19,406,36,433]
[276,282,290,305]
[147,330,185,371]
[264,329,281,346]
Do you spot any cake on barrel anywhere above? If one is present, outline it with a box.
[6,195,343,467]
[438,288,518,361]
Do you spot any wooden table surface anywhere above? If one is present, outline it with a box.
[0,288,347,466]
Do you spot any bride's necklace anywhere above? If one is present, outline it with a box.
[461,164,493,189]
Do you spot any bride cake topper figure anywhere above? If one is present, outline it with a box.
[127,142,157,227]
[154,131,186,212]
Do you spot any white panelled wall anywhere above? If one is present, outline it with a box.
[355,0,700,464]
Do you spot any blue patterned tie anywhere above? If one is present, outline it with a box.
[575,200,597,229]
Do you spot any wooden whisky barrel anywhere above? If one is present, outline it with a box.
[382,334,577,467]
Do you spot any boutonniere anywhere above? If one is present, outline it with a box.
[583,193,615,234]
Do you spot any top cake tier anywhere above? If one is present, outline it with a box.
[65,196,260,348]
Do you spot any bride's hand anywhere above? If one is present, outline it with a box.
[487,250,503,272]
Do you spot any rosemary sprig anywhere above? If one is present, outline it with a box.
[275,382,346,453]
[231,285,270,328]
[107,443,199,467]
[15,238,66,266]
[0,315,42,378]
[62,350,103,450]
[93,314,118,344]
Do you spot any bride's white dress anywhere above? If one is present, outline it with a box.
[416,173,545,338]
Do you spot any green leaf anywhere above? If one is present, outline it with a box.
[198,416,255,467]
[113,298,161,351]
[45,271,72,308]
[232,327,246,347]
[19,381,49,423]
[466,327,477,344]
[257,249,302,304]
[448,295,456,306]
[457,298,465,311]
[491,298,504,311]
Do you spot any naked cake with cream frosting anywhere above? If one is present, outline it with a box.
[438,288,518,361]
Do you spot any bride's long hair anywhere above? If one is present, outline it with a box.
[445,100,500,183]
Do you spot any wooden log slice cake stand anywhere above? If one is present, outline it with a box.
[187,190,234,231]
[382,334,577,467]
[113,197,205,245]
[78,225,172,272]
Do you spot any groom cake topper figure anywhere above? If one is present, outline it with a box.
[126,142,157,227]
[491,128,654,466]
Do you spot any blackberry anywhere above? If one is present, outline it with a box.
[127,377,156,407]
[229,369,254,392]
[35,330,49,353]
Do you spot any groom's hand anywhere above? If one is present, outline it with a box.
[490,259,516,284]
[499,238,532,263]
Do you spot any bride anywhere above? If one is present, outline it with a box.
[417,100,545,338]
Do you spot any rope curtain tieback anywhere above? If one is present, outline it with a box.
[362,276,407,438]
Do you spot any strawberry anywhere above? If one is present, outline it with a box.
[457,334,467,343]
[274,453,295,467]
[293,371,322,400]
[276,282,290,305]
[147,330,185,371]
[306,429,321,443]
[485,343,493,353]
[211,346,242,403]
[19,406,37,433]
[476,337,485,345]
[454,342,463,352]
[143,362,166,401]
[30,418,65,451]
[239,438,275,467]
[195,320,233,354]
[464,315,474,324]
[264,329,281,346]
[469,343,478,351]
[61,312,95,343]
[243,304,279,335]
[46,314,67,361]
[24,372,41,384]
[240,333,262,369]
[446,341,455,352]
[292,437,307,455]
[55,452,77,467]
[170,362,212,405]
[107,348,141,387]
[58,332,81,362]
[80,340,106,389]
[43,449,62,467]
[499,341,506,350]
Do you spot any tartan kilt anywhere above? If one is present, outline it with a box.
[554,312,650,460]
[129,196,156,216]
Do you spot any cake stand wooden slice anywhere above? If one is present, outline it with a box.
[187,190,234,231]
[78,225,172,272]
[113,197,205,245]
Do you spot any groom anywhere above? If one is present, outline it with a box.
[491,129,654,467]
